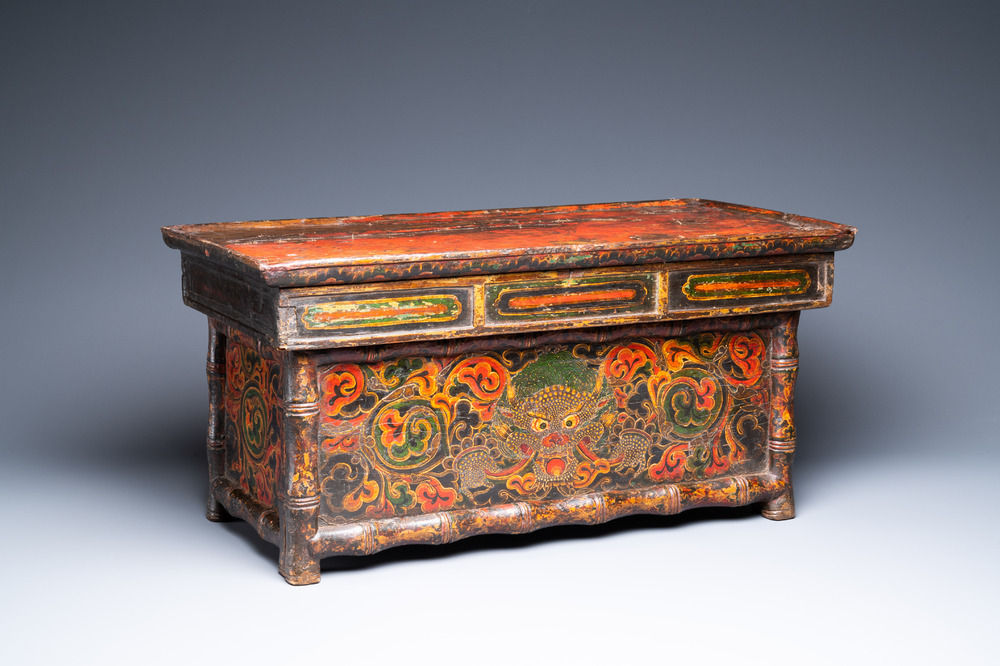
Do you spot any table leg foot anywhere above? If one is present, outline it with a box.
[762,489,795,521]
[279,557,321,586]
[206,498,233,522]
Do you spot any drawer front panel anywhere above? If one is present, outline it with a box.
[290,287,474,338]
[276,257,830,348]
[668,261,825,313]
[485,273,658,322]
[682,268,812,301]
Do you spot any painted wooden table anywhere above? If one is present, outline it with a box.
[162,198,855,584]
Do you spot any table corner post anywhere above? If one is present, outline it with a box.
[277,350,322,585]
[764,311,799,521]
[205,320,232,522]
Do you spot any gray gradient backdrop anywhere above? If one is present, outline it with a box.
[2,2,997,664]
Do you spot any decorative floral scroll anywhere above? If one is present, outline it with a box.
[318,330,770,522]
[225,331,282,507]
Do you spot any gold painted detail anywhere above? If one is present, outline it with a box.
[682,269,811,301]
[302,294,463,330]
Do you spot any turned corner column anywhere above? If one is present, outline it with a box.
[205,320,231,522]
[763,311,799,521]
[278,351,322,585]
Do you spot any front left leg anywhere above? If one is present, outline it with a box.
[278,351,322,585]
[279,497,321,585]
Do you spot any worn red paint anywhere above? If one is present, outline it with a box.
[508,288,637,309]
[224,204,842,267]
[162,199,855,288]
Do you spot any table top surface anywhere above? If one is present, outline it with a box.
[162,198,855,287]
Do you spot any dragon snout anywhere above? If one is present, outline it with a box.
[540,432,570,449]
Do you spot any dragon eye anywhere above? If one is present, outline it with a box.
[563,414,579,429]
[531,418,549,432]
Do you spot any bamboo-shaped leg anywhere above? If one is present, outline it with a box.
[278,351,322,585]
[763,311,799,521]
[205,321,232,522]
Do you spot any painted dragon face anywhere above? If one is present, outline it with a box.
[497,352,612,468]
[508,384,604,456]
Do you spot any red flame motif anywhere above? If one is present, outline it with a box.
[321,364,364,418]
[603,343,656,384]
[728,334,765,386]
[452,357,507,401]
[415,477,457,512]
